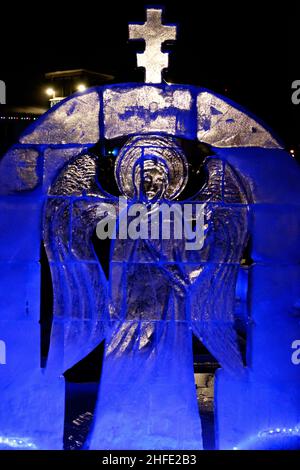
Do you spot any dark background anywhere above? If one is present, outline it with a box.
[0,2,297,151]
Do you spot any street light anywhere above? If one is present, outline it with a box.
[77,84,86,92]
[46,87,55,98]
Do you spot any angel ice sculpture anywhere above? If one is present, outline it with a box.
[44,133,251,449]
[1,7,297,452]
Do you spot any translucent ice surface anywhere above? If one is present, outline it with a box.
[20,92,100,145]
[104,85,193,139]
[0,147,40,194]
[197,92,282,148]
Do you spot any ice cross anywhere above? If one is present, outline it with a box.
[129,8,177,84]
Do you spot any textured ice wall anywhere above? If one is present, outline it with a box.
[0,90,100,449]
[214,148,300,449]
[0,83,294,451]
[197,92,283,149]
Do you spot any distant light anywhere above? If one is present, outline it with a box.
[77,84,87,92]
[107,148,118,157]
[0,116,36,121]
[290,149,295,155]
[46,87,55,97]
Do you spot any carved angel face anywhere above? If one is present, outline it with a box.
[115,135,188,201]
[134,158,169,201]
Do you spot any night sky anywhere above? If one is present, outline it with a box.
[0,2,297,150]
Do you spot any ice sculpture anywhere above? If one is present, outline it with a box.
[0,7,299,451]
[0,91,101,450]
[104,86,193,140]
[84,134,251,449]
[128,8,176,83]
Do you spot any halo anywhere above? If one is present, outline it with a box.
[114,135,188,199]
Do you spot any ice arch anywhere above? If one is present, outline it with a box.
[0,84,299,450]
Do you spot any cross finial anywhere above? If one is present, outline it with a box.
[129,8,176,84]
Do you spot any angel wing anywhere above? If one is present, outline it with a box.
[187,156,252,374]
[43,152,117,372]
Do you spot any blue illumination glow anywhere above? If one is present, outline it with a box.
[0,82,299,450]
[0,436,37,449]
[232,425,300,450]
